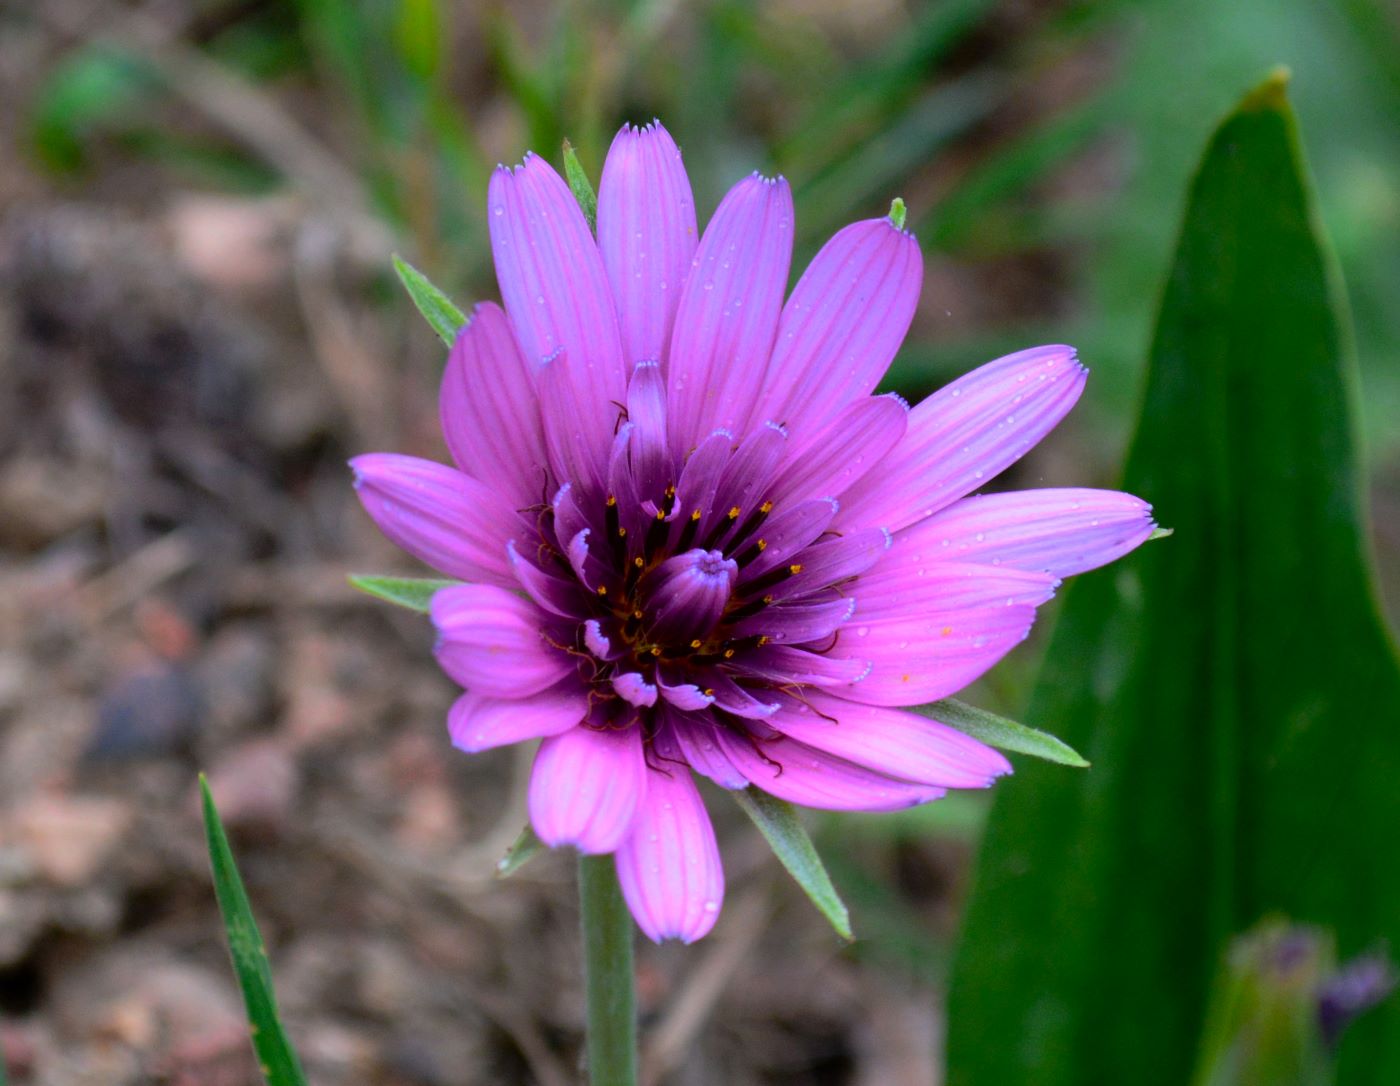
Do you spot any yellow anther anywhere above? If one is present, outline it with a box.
[727,505,741,519]
[756,538,768,551]
[788,563,804,575]
[757,635,770,646]
[597,585,608,596]
[617,526,627,537]
[632,609,644,620]
[703,688,715,697]
[665,484,677,498]
[723,648,735,658]
[941,625,953,637]
[763,594,774,604]
[759,500,774,514]
[690,509,702,521]
[606,494,617,507]
[690,639,703,649]
[633,556,644,568]
[655,509,666,520]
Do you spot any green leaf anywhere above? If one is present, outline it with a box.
[919,698,1089,767]
[495,824,546,878]
[200,776,308,1086]
[947,71,1400,1086]
[562,139,597,232]
[392,255,468,347]
[28,45,158,173]
[348,573,456,613]
[733,788,852,941]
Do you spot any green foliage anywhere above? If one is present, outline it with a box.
[348,573,456,612]
[919,698,1089,768]
[28,45,158,173]
[200,777,308,1086]
[496,824,546,878]
[562,140,598,232]
[391,257,468,346]
[734,788,852,941]
[947,73,1400,1085]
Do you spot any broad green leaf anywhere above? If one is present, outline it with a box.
[562,140,597,232]
[495,823,546,878]
[920,698,1088,767]
[348,573,456,613]
[200,776,308,1086]
[947,72,1400,1086]
[392,255,468,347]
[734,788,852,941]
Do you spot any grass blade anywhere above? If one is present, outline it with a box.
[200,776,308,1086]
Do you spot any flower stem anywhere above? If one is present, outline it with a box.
[578,853,637,1085]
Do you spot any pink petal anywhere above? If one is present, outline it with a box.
[905,488,1156,576]
[440,302,550,509]
[831,600,1042,708]
[615,754,724,944]
[350,453,521,586]
[853,559,1058,619]
[431,584,572,698]
[597,122,698,368]
[766,692,1011,789]
[447,686,588,753]
[753,217,922,434]
[666,174,793,453]
[835,345,1087,533]
[716,726,945,811]
[772,393,909,506]
[835,562,1056,707]
[529,724,647,853]
[489,155,626,491]
[662,710,747,789]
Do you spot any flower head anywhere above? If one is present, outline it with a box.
[352,120,1155,942]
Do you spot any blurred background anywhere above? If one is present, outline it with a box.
[0,0,1397,1083]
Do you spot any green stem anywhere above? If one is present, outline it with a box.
[578,854,637,1085]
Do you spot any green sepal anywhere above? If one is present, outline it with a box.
[199,776,308,1086]
[496,823,546,878]
[562,139,598,232]
[348,574,457,613]
[919,698,1089,768]
[392,254,469,347]
[733,788,853,941]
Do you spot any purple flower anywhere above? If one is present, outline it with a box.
[352,121,1155,943]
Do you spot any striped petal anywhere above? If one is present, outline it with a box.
[440,302,550,508]
[350,453,521,586]
[597,122,698,368]
[716,726,945,811]
[772,394,909,506]
[766,692,1011,789]
[529,724,647,853]
[667,174,793,453]
[616,735,724,943]
[489,154,626,491]
[447,686,587,753]
[431,584,572,698]
[906,488,1157,576]
[835,346,1087,533]
[753,217,922,434]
